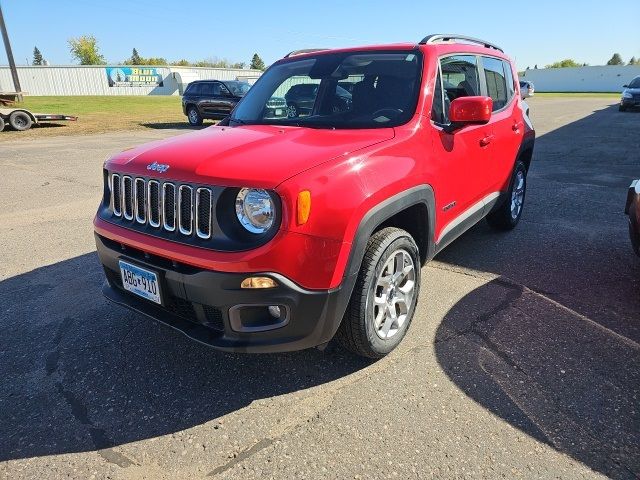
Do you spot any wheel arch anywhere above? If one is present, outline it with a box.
[5,109,37,124]
[344,185,436,281]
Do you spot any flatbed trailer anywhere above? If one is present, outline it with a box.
[0,107,77,132]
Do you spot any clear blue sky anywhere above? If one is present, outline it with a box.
[1,0,639,69]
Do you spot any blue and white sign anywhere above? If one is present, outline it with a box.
[106,67,164,87]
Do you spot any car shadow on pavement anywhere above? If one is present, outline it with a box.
[0,252,371,463]
[435,102,640,479]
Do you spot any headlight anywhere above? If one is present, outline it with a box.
[235,188,275,233]
[622,91,633,98]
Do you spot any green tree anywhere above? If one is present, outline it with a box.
[145,57,167,65]
[629,56,639,66]
[32,46,44,65]
[172,59,191,66]
[130,48,142,65]
[250,53,266,71]
[231,62,246,69]
[68,35,105,65]
[545,59,581,68]
[606,53,624,66]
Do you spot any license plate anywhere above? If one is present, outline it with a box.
[119,260,161,304]
[275,109,283,116]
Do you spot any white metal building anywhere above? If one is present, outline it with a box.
[0,65,263,96]
[519,65,640,92]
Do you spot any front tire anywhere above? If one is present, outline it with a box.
[187,106,203,126]
[487,160,527,231]
[619,105,627,112]
[336,227,421,359]
[9,111,32,131]
[0,116,5,132]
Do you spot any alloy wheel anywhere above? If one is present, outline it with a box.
[371,249,416,339]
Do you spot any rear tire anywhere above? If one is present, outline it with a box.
[187,106,203,126]
[0,116,5,132]
[336,227,421,359]
[487,160,527,230]
[9,111,32,131]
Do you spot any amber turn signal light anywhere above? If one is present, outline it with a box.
[240,277,278,289]
[297,190,311,225]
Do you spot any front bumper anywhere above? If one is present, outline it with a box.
[96,233,351,352]
[621,97,640,108]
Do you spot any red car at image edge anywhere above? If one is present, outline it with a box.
[94,34,535,358]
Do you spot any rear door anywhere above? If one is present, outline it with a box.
[479,56,522,192]
[199,82,218,116]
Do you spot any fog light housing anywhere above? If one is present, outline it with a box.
[241,276,278,289]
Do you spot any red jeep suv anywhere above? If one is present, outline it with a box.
[95,34,535,358]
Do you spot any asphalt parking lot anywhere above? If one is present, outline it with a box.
[1,97,639,479]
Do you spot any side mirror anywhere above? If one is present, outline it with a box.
[448,96,493,129]
[623,84,628,88]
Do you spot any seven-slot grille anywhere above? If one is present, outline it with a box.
[110,173,214,239]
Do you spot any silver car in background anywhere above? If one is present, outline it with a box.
[520,80,534,99]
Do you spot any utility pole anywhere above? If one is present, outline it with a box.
[0,0,22,97]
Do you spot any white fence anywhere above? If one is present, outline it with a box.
[0,65,263,96]
[519,65,640,92]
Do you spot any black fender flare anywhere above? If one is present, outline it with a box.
[344,184,436,280]
[323,185,436,339]
[328,185,436,332]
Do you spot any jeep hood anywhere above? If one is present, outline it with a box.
[108,125,394,188]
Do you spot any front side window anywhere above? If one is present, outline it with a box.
[432,55,480,124]
[482,57,508,111]
[231,50,422,129]
[441,55,481,100]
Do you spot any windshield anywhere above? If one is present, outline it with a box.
[225,81,251,96]
[231,50,422,129]
[628,77,640,89]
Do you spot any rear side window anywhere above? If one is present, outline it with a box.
[504,61,515,99]
[186,83,201,95]
[482,57,508,111]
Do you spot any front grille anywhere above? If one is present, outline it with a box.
[135,178,146,223]
[110,173,213,239]
[123,176,134,220]
[196,188,212,238]
[163,183,176,231]
[148,180,160,227]
[178,185,193,235]
[112,174,122,216]
[267,98,286,108]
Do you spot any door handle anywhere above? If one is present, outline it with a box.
[479,134,494,147]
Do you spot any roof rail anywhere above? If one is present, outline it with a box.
[284,48,330,58]
[419,34,503,52]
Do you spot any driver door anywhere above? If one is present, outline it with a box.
[429,55,494,244]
